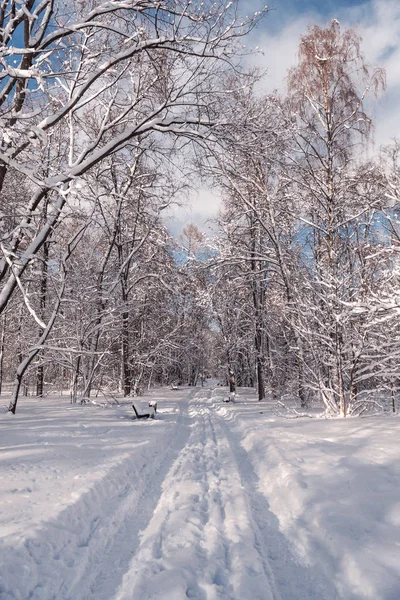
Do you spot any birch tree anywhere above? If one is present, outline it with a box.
[285,20,386,415]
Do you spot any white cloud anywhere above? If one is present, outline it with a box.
[252,19,309,92]
[347,0,400,65]
[164,187,222,236]
[352,0,400,146]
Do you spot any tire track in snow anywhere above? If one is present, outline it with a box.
[200,408,278,600]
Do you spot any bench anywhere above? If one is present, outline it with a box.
[132,403,155,420]
[223,392,236,403]
[148,400,157,413]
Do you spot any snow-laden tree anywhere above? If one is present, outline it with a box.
[203,73,301,401]
[210,247,257,389]
[284,21,386,415]
[170,223,214,387]
[0,0,268,412]
[204,24,398,416]
[0,0,266,315]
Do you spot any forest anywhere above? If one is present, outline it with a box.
[1,0,399,418]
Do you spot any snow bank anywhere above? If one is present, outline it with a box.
[218,389,400,599]
[1,386,400,599]
[0,391,186,600]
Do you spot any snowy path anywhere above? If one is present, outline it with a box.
[0,393,193,600]
[0,388,319,600]
[2,386,400,599]
[114,390,321,600]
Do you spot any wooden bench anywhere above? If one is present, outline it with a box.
[132,403,155,420]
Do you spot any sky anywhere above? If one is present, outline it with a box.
[166,0,400,235]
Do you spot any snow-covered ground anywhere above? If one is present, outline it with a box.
[1,385,400,600]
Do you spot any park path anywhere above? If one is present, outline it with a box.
[1,387,322,600]
[111,388,320,600]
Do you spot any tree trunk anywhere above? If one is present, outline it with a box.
[9,308,60,413]
[228,368,236,393]
[297,354,307,408]
[70,354,82,403]
[295,335,307,408]
[253,296,265,400]
[250,211,265,401]
[36,229,49,397]
[121,307,131,396]
[256,355,264,400]
[391,381,396,413]
[0,313,5,395]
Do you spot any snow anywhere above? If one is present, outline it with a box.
[1,385,400,599]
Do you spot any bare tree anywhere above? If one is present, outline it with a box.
[0,0,267,316]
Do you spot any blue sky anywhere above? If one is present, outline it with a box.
[168,0,400,233]
[253,0,367,31]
